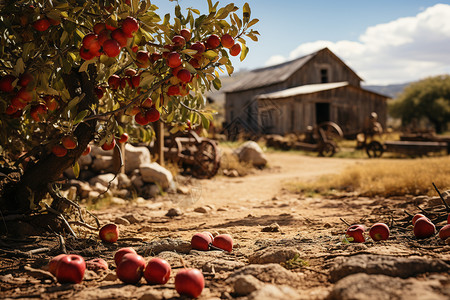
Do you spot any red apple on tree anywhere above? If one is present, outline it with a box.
[190,42,205,54]
[101,139,116,151]
[116,253,146,284]
[221,33,235,48]
[52,144,67,157]
[212,234,233,252]
[369,222,390,241]
[111,28,128,47]
[121,16,139,37]
[114,247,137,266]
[166,52,182,68]
[102,39,121,57]
[33,18,51,32]
[206,34,220,49]
[118,133,129,143]
[18,73,34,87]
[146,107,160,122]
[0,74,16,92]
[82,144,91,156]
[55,254,86,284]
[345,224,366,243]
[180,28,191,41]
[62,136,78,150]
[413,217,435,239]
[99,223,119,243]
[230,43,241,56]
[143,257,171,285]
[175,268,204,298]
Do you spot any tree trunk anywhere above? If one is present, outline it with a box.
[2,68,98,214]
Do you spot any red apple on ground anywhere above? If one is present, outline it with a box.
[447,213,450,224]
[55,254,86,284]
[48,254,67,275]
[369,222,390,241]
[175,268,204,298]
[86,258,108,271]
[118,133,129,143]
[143,257,171,285]
[202,231,214,243]
[191,233,211,251]
[62,136,77,150]
[114,247,137,266]
[438,224,450,240]
[412,213,427,226]
[52,145,67,157]
[0,74,16,92]
[116,253,146,284]
[345,224,366,243]
[212,234,233,252]
[99,223,119,243]
[101,139,116,151]
[413,217,435,239]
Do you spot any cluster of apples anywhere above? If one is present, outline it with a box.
[32,16,60,32]
[345,222,390,243]
[80,17,139,60]
[412,213,450,240]
[114,247,205,298]
[191,232,234,252]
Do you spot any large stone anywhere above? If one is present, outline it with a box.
[89,173,119,190]
[327,273,449,300]
[78,153,93,168]
[329,254,450,282]
[91,156,114,173]
[139,162,173,190]
[248,246,301,264]
[229,264,300,287]
[234,141,268,168]
[90,145,113,157]
[233,275,264,296]
[248,284,302,300]
[124,143,151,174]
[139,238,191,255]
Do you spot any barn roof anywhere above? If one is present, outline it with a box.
[256,82,350,100]
[224,47,362,93]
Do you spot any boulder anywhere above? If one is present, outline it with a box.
[139,162,173,190]
[234,141,268,168]
[91,156,114,173]
[124,144,151,174]
[89,173,119,189]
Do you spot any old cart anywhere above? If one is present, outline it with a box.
[364,139,448,158]
[164,131,220,179]
[293,122,344,157]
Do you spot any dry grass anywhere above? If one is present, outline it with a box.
[288,156,450,197]
[218,148,255,177]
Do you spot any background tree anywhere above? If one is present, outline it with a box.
[0,0,258,230]
[389,75,450,133]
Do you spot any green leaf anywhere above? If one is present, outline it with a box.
[243,3,251,21]
[14,58,25,76]
[73,161,80,179]
[204,50,218,60]
[79,59,95,73]
[240,44,249,61]
[247,18,259,27]
[73,110,89,125]
[212,77,222,90]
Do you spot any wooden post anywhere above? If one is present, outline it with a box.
[154,120,164,166]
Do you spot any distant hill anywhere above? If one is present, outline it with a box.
[362,83,411,99]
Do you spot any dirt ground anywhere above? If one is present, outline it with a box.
[1,151,450,299]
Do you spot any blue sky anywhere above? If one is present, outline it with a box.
[156,1,450,85]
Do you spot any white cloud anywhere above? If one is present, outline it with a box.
[264,55,287,67]
[265,4,450,85]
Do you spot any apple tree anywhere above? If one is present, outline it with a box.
[0,0,259,228]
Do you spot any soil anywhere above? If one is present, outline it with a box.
[1,151,450,299]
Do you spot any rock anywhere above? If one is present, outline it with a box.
[248,285,302,300]
[122,214,141,224]
[223,169,240,177]
[261,222,281,232]
[248,247,301,264]
[111,197,126,205]
[92,182,108,193]
[68,179,92,199]
[329,254,450,282]
[88,190,100,200]
[78,153,93,168]
[140,238,192,255]
[90,145,113,157]
[166,208,183,217]
[140,162,173,190]
[117,173,132,189]
[91,156,114,173]
[177,185,190,195]
[140,183,160,198]
[89,173,118,189]
[327,273,449,300]
[194,206,211,214]
[124,144,151,174]
[229,264,300,286]
[234,141,268,168]
[114,216,130,225]
[202,259,245,273]
[233,275,264,296]
[114,189,129,198]
[130,174,144,189]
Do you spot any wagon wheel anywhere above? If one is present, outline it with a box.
[318,141,337,157]
[191,140,220,179]
[317,121,344,142]
[366,141,384,158]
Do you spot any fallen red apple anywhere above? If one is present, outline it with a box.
[438,224,450,240]
[48,254,67,275]
[202,231,214,243]
[345,224,366,243]
[143,257,171,285]
[116,253,146,284]
[99,223,119,243]
[369,222,390,241]
[413,217,435,239]
[55,254,86,284]
[86,258,108,271]
[447,213,450,224]
[114,247,137,266]
[191,233,211,251]
[412,213,427,226]
[212,234,233,252]
[175,268,204,298]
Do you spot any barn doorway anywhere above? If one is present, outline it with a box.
[316,102,330,124]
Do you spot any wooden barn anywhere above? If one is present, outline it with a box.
[223,47,389,138]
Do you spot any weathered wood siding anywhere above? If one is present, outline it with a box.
[257,86,387,135]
